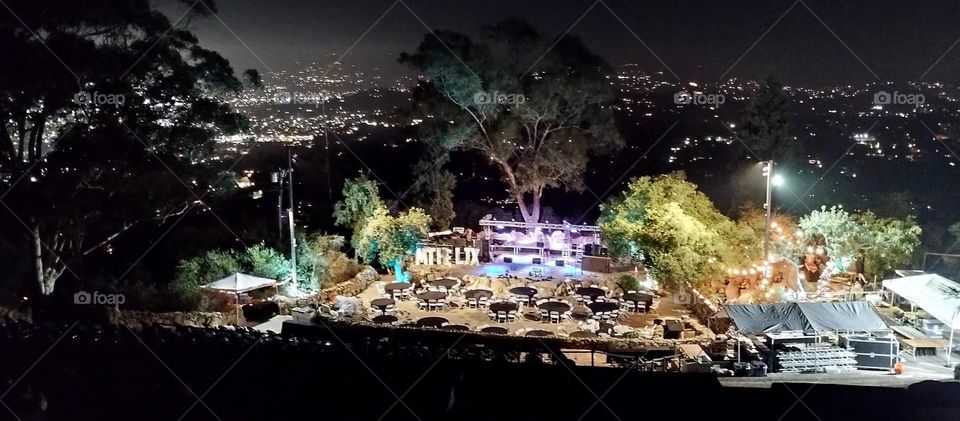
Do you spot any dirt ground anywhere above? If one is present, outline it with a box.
[355,267,705,339]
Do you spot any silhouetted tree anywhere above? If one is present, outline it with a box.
[0,0,258,295]
[402,19,622,223]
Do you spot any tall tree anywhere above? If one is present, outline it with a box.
[799,206,921,280]
[0,0,257,295]
[409,142,456,229]
[402,19,622,223]
[599,172,735,288]
[737,76,795,162]
[352,207,431,282]
[730,76,794,210]
[333,175,384,230]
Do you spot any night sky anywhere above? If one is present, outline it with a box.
[161,0,960,86]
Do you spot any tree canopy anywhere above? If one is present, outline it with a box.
[0,0,258,295]
[352,207,431,282]
[334,176,431,281]
[798,206,921,280]
[333,175,383,230]
[402,19,622,223]
[737,76,795,162]
[599,173,734,288]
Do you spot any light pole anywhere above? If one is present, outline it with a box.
[272,150,297,288]
[286,149,297,289]
[762,161,784,265]
[762,161,774,264]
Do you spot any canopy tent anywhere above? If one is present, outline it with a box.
[882,274,960,330]
[204,273,280,324]
[204,273,279,293]
[795,302,889,333]
[726,301,888,334]
[883,273,960,364]
[895,269,927,277]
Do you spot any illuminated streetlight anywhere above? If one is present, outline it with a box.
[772,174,785,186]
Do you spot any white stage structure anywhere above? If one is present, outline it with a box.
[478,219,603,267]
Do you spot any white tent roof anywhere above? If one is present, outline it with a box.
[883,274,960,329]
[895,269,927,277]
[204,273,279,294]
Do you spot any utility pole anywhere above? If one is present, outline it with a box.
[275,172,284,244]
[763,160,774,264]
[287,149,297,288]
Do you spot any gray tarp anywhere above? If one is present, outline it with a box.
[726,303,811,333]
[727,301,888,334]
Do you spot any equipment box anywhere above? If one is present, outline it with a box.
[839,335,898,371]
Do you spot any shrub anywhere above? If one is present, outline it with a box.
[243,243,291,281]
[617,274,641,292]
[198,290,236,313]
[324,252,363,287]
[169,250,242,310]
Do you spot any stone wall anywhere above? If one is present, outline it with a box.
[114,310,227,328]
[290,265,380,307]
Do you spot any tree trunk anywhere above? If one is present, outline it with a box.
[32,225,58,295]
[33,225,47,295]
[514,191,542,223]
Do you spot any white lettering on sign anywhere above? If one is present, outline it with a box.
[415,246,480,266]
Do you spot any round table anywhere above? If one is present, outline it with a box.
[509,287,537,297]
[384,282,413,292]
[480,326,508,335]
[525,330,555,337]
[416,291,448,301]
[372,315,398,325]
[416,316,448,328]
[370,298,395,311]
[463,289,493,300]
[538,301,571,313]
[429,278,459,289]
[488,302,519,313]
[576,287,606,300]
[622,292,653,311]
[440,324,469,331]
[570,330,598,338]
[384,282,413,299]
[588,302,619,313]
